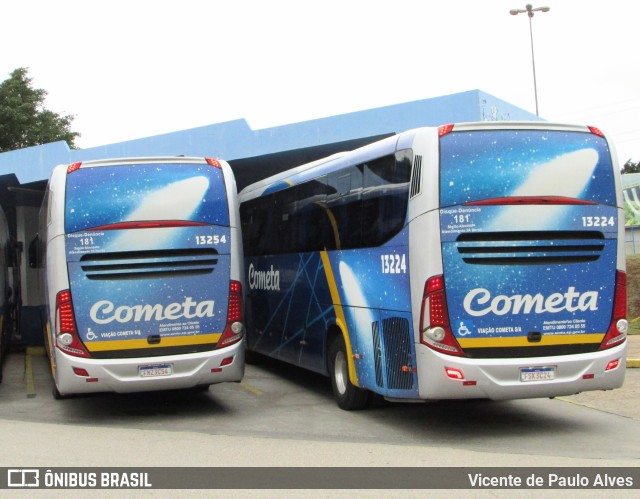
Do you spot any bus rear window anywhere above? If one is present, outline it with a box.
[65,163,229,233]
[439,130,616,207]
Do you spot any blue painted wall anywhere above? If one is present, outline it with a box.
[0,90,540,184]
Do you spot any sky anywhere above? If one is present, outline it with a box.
[2,0,639,166]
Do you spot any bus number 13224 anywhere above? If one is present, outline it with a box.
[381,254,407,274]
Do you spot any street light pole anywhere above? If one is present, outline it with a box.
[510,4,550,116]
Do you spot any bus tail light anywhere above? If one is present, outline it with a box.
[55,290,91,358]
[66,162,82,174]
[599,271,627,350]
[438,124,454,137]
[205,158,222,169]
[419,276,463,356]
[217,280,245,348]
[588,126,605,137]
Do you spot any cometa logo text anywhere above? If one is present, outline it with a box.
[90,297,215,324]
[248,263,280,291]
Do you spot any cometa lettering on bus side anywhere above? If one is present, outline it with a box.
[248,263,280,291]
[463,287,598,317]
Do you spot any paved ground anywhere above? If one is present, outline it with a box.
[556,334,639,420]
[626,333,640,367]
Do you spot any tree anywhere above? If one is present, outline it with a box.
[622,159,640,174]
[0,67,79,152]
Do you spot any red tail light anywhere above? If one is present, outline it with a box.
[217,280,244,348]
[206,158,222,169]
[599,271,628,350]
[419,275,463,356]
[464,196,595,206]
[55,290,91,358]
[588,126,605,137]
[87,220,208,231]
[67,162,82,174]
[438,124,454,137]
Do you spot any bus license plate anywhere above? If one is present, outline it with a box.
[520,366,555,382]
[139,364,173,378]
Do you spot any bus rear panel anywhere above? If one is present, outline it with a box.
[414,123,626,400]
[43,157,244,396]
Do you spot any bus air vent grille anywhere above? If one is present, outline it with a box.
[455,231,605,265]
[79,248,219,279]
[371,317,414,390]
[410,155,422,198]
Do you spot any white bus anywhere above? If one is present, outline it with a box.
[239,122,628,410]
[36,157,245,398]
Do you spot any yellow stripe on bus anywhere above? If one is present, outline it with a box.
[320,250,359,387]
[457,333,605,349]
[86,333,222,352]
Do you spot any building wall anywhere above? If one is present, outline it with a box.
[0,90,540,185]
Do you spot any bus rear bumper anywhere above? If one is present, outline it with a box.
[416,342,627,401]
[52,344,245,396]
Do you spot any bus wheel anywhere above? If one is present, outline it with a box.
[328,335,369,410]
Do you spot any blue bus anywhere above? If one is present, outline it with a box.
[239,122,628,410]
[37,157,245,398]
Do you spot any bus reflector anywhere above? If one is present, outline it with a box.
[600,271,627,350]
[67,162,82,174]
[445,367,464,380]
[55,290,91,358]
[420,275,464,356]
[73,367,90,377]
[605,359,620,371]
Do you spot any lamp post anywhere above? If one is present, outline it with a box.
[510,4,550,116]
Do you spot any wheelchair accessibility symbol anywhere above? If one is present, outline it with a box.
[457,322,472,336]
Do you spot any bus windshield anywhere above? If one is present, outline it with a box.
[65,162,229,232]
[439,129,616,207]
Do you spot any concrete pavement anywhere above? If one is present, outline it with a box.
[626,333,640,368]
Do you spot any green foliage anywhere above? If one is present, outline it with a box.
[624,202,640,227]
[622,159,640,174]
[0,67,79,152]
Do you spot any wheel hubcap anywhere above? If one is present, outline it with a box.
[334,350,348,395]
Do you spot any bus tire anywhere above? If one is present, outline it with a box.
[52,384,68,400]
[328,334,369,410]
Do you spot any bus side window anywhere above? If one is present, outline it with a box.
[362,154,411,247]
[327,166,363,249]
